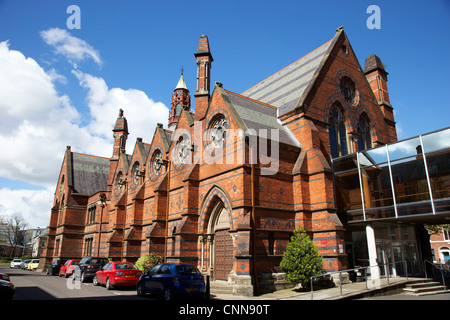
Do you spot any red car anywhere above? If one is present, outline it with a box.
[0,273,15,300]
[93,262,142,290]
[59,259,80,278]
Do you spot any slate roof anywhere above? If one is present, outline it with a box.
[222,89,300,147]
[70,153,110,196]
[241,37,333,116]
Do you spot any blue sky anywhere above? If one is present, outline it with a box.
[0,0,449,228]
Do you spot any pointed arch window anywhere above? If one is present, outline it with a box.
[357,115,372,151]
[58,195,65,226]
[329,103,348,158]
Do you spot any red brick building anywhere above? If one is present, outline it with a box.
[430,227,450,264]
[41,27,400,295]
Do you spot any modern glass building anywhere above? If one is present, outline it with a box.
[333,127,450,277]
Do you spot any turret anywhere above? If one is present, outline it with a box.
[168,70,190,131]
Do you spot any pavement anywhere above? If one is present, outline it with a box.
[211,277,426,300]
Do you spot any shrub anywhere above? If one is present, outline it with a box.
[135,253,163,273]
[280,226,324,289]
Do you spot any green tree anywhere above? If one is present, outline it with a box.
[280,227,324,289]
[135,253,163,273]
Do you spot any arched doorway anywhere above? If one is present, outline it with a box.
[208,202,233,281]
[439,247,450,264]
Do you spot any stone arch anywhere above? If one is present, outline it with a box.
[199,184,234,234]
[207,202,230,234]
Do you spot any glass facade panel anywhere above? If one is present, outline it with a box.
[333,155,363,222]
[387,137,421,162]
[358,147,396,220]
[390,154,432,216]
[362,147,389,166]
[360,163,396,220]
[333,128,450,223]
[426,147,450,213]
[421,128,450,153]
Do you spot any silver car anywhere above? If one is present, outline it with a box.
[21,259,32,270]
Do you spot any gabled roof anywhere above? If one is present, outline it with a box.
[241,30,340,116]
[217,86,300,147]
[69,152,110,196]
[131,137,151,166]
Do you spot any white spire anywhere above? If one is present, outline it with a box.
[175,68,188,90]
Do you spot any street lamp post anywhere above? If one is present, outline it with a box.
[97,193,107,256]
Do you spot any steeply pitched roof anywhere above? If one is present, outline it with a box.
[364,54,388,75]
[219,88,300,147]
[194,34,213,61]
[241,36,334,116]
[175,73,188,90]
[70,152,110,196]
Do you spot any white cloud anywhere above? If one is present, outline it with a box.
[0,187,54,229]
[73,70,169,155]
[0,35,169,228]
[40,28,102,66]
[0,41,86,186]
[46,68,67,84]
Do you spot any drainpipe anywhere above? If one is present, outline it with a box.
[164,159,171,263]
[120,211,126,261]
[251,159,259,294]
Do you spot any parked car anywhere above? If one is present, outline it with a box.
[46,259,65,276]
[21,259,32,270]
[72,256,109,283]
[136,263,205,300]
[93,262,142,290]
[0,272,13,299]
[65,261,81,278]
[0,273,10,282]
[27,259,40,271]
[59,260,80,278]
[0,278,15,300]
[9,259,22,269]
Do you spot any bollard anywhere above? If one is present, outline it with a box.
[205,275,210,300]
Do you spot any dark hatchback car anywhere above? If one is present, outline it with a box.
[137,263,206,300]
[73,256,109,283]
[46,259,65,276]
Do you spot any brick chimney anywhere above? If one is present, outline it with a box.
[364,54,397,141]
[109,108,128,186]
[194,35,213,121]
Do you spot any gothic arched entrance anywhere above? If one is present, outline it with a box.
[210,203,233,280]
[199,186,235,281]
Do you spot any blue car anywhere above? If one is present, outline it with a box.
[137,263,206,300]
